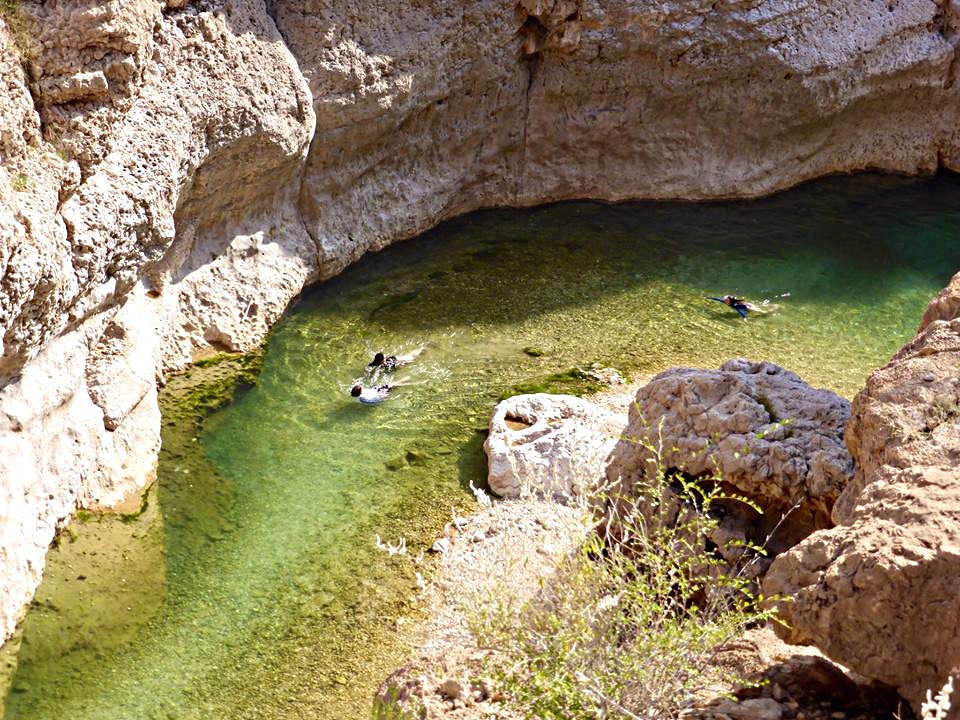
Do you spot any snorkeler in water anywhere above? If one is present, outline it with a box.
[351,384,391,404]
[368,352,397,371]
[706,295,750,320]
[367,345,426,372]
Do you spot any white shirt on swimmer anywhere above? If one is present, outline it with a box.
[355,386,390,404]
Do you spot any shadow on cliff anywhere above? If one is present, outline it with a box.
[293,172,960,335]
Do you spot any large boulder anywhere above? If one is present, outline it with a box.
[764,272,960,715]
[605,359,853,566]
[484,393,627,502]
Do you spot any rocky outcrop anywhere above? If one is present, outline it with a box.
[605,360,852,569]
[764,272,960,715]
[0,0,314,642]
[919,269,960,333]
[3,0,960,649]
[484,393,627,501]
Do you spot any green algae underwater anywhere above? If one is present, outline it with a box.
[5,174,960,719]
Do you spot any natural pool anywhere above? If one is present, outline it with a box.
[4,174,960,719]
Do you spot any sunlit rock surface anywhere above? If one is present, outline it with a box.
[605,359,852,573]
[485,393,626,501]
[764,272,960,715]
[0,0,313,642]
[273,0,960,275]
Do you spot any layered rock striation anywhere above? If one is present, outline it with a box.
[3,0,960,647]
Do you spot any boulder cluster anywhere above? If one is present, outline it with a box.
[482,272,960,717]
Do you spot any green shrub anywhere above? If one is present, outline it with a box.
[471,426,778,719]
[0,1,18,20]
[1,1,38,69]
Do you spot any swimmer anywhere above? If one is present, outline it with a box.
[368,352,398,371]
[706,294,750,321]
[351,384,391,404]
[367,345,426,372]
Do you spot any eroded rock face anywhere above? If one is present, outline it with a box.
[270,0,529,278]
[0,0,314,642]
[764,273,960,714]
[484,393,627,501]
[605,360,853,565]
[273,0,960,277]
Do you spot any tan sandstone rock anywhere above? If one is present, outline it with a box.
[764,277,960,715]
[0,0,314,642]
[484,393,627,501]
[919,270,960,333]
[605,359,852,565]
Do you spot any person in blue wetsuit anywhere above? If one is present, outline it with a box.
[706,295,750,320]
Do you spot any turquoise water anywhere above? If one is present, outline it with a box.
[4,174,960,719]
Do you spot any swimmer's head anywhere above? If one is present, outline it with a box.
[369,352,385,367]
[351,385,362,397]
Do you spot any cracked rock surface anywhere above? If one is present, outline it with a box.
[606,359,853,570]
[764,271,960,716]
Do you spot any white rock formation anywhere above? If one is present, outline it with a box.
[485,393,627,501]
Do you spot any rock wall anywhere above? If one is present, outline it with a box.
[764,271,960,714]
[2,0,960,646]
[0,0,314,642]
[273,0,960,275]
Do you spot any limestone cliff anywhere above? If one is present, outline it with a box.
[0,0,314,643]
[2,0,960,645]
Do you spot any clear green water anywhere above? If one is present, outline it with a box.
[5,174,960,720]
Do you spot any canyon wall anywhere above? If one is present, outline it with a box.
[2,0,960,643]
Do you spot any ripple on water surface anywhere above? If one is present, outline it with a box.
[5,174,960,719]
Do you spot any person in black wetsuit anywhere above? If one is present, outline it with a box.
[367,346,426,373]
[367,352,397,371]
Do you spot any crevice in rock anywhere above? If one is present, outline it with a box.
[295,165,322,279]
[933,0,960,91]
[516,51,539,203]
[258,0,321,276]
[262,0,282,35]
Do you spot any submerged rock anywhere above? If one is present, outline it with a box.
[764,272,960,715]
[484,393,627,502]
[605,359,852,567]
